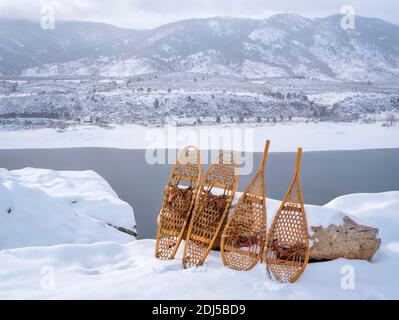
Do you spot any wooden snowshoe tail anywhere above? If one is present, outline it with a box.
[221,140,270,271]
[155,146,202,260]
[264,148,310,283]
[182,150,239,269]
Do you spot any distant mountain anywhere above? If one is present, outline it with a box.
[0,18,145,75]
[1,14,399,81]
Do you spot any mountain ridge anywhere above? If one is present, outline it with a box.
[1,14,399,81]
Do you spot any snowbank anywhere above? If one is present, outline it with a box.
[3,168,135,230]
[0,190,397,299]
[0,236,397,299]
[326,191,399,243]
[0,168,135,249]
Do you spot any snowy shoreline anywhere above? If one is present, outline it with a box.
[0,122,399,152]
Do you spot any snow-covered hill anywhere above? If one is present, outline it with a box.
[2,14,399,81]
[1,74,398,130]
[22,56,159,78]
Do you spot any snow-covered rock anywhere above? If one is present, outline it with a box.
[0,168,136,249]
[3,168,135,230]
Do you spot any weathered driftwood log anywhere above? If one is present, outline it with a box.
[309,216,381,261]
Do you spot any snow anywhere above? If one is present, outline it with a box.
[0,189,396,299]
[0,93,33,99]
[308,92,369,105]
[0,167,397,298]
[1,122,399,152]
[249,28,287,48]
[22,57,156,77]
[182,50,234,75]
[326,191,399,241]
[309,21,399,82]
[3,168,135,230]
[2,238,396,299]
[0,181,12,215]
[240,60,288,78]
[208,20,233,37]
[146,26,182,44]
[0,168,135,250]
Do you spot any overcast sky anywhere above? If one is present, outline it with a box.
[0,0,398,29]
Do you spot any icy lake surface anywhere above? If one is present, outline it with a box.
[1,147,398,238]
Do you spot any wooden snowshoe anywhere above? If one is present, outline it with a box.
[221,140,270,271]
[155,146,202,260]
[182,150,238,268]
[264,148,310,283]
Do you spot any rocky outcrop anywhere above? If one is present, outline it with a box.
[309,216,381,261]
[108,224,138,238]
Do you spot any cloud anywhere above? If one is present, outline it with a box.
[0,0,398,29]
